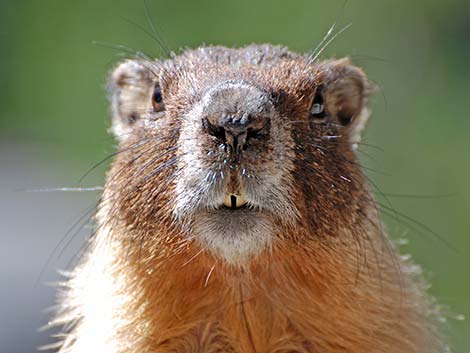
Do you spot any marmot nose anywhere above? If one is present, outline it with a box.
[204,113,268,155]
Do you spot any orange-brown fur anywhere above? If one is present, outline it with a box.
[51,45,446,353]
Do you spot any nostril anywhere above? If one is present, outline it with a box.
[246,127,259,140]
[242,127,264,151]
[203,115,270,154]
[203,118,226,142]
[211,125,226,142]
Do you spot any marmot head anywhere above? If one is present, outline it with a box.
[106,45,372,264]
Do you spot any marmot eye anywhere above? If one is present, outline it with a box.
[152,86,165,112]
[309,86,325,119]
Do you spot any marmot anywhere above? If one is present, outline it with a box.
[50,45,447,353]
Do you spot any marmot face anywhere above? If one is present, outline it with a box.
[107,45,372,264]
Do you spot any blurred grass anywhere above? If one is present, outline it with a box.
[0,0,469,351]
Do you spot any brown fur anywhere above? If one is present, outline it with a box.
[51,45,446,353]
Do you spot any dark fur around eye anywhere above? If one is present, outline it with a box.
[337,111,353,125]
[309,86,325,119]
[269,90,286,104]
[152,86,165,112]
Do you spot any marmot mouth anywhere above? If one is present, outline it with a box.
[222,193,248,210]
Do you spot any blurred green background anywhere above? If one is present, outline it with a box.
[0,0,468,352]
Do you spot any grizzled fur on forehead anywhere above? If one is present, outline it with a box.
[159,55,313,116]
[109,44,371,141]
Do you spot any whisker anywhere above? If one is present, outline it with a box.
[143,0,172,56]
[181,248,205,267]
[91,40,149,58]
[120,17,167,58]
[354,142,384,152]
[35,202,98,286]
[309,23,353,64]
[142,157,178,182]
[306,22,337,66]
[18,186,103,193]
[378,202,458,254]
[378,192,457,200]
[204,263,216,287]
[78,139,151,184]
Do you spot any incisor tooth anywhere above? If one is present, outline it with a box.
[223,193,247,208]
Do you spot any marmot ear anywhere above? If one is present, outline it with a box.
[317,58,374,144]
[107,60,154,141]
